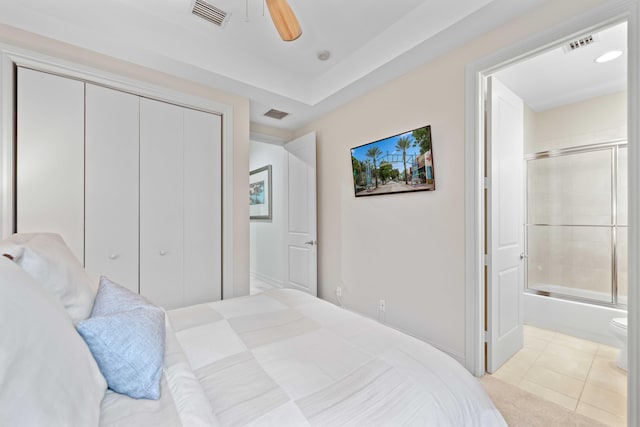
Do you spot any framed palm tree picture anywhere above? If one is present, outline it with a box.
[350,125,435,197]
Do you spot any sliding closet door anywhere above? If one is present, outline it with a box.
[139,98,184,309]
[85,84,139,292]
[183,108,222,305]
[16,68,85,261]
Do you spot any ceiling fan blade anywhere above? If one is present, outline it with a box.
[265,0,302,42]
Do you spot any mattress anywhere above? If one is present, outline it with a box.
[163,289,506,426]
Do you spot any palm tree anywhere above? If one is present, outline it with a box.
[395,136,411,185]
[366,146,382,188]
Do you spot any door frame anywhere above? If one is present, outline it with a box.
[0,44,236,300]
[464,1,639,425]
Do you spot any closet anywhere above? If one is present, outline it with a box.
[16,67,222,309]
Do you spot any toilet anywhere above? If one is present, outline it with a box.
[609,317,628,371]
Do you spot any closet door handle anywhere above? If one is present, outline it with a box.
[159,250,168,256]
[108,253,119,260]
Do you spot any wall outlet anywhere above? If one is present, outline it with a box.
[379,299,386,312]
[336,286,342,297]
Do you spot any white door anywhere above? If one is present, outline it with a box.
[183,108,222,305]
[16,68,85,261]
[284,132,317,296]
[85,84,140,293]
[139,98,185,309]
[487,76,525,373]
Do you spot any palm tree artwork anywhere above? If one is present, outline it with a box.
[366,146,382,188]
[395,136,411,185]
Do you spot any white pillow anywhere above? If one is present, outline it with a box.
[0,233,97,322]
[0,256,107,426]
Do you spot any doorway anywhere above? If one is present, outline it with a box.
[464,6,639,427]
[249,139,287,295]
[249,132,318,296]
[487,17,628,360]
[486,20,628,425]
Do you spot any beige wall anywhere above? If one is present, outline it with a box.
[0,23,251,297]
[295,0,606,358]
[527,91,627,153]
[250,123,294,143]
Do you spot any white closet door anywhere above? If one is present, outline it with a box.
[85,84,139,293]
[140,98,184,309]
[183,109,222,305]
[16,68,85,261]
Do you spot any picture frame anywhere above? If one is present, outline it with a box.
[249,165,272,220]
[350,124,435,197]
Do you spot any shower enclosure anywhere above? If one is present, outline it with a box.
[525,140,627,308]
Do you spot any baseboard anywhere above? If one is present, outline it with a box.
[250,271,284,289]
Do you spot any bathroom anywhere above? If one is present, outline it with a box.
[486,20,629,425]
[495,19,628,359]
[487,22,632,426]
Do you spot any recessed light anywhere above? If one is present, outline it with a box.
[595,50,623,63]
[317,50,331,61]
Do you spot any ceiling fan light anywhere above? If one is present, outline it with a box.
[265,0,302,42]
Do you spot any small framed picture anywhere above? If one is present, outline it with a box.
[249,165,272,220]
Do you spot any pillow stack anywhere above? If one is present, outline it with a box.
[0,232,97,322]
[77,276,166,400]
[0,254,106,426]
[0,232,167,427]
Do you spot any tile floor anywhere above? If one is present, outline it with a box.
[490,325,627,427]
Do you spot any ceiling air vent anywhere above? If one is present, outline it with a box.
[562,34,599,53]
[264,109,289,120]
[192,0,230,27]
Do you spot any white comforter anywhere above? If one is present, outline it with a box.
[100,289,506,426]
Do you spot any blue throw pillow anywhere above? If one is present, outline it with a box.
[77,277,165,400]
[90,276,149,316]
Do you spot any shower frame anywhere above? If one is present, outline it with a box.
[524,139,627,309]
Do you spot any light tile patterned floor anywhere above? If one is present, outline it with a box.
[490,325,627,427]
[249,277,278,295]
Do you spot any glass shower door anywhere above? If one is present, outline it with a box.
[525,143,626,307]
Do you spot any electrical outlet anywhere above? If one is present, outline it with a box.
[379,299,386,312]
[336,286,342,297]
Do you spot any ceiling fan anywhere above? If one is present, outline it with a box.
[265,0,302,41]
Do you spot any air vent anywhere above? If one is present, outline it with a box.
[563,34,599,53]
[192,0,230,27]
[264,109,289,120]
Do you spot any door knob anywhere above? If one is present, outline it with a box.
[304,240,317,246]
[108,254,119,260]
[520,253,528,260]
[159,250,167,256]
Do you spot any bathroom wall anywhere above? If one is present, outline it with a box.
[527,90,627,153]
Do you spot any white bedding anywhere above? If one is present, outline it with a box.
[101,289,506,426]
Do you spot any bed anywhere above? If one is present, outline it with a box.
[0,233,506,426]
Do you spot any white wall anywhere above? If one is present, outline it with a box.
[294,0,608,361]
[250,140,286,287]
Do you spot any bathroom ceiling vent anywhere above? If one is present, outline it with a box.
[563,34,599,53]
[264,109,289,120]
[192,0,230,27]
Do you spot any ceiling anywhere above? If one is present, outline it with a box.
[0,0,547,131]
[496,21,627,112]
